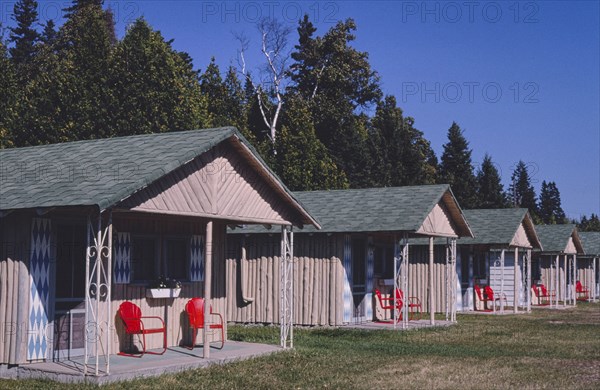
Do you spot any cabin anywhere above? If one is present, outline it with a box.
[578,232,599,301]
[407,208,541,313]
[0,127,318,376]
[457,208,542,312]
[533,224,584,306]
[226,185,473,327]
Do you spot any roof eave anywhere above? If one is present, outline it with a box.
[440,186,474,238]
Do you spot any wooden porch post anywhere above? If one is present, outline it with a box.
[514,247,518,314]
[527,249,532,312]
[573,254,577,306]
[562,254,567,306]
[203,221,213,359]
[593,257,600,302]
[468,246,474,310]
[429,237,435,325]
[500,249,505,312]
[555,255,560,306]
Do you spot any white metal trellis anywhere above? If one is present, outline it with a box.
[393,234,409,330]
[280,225,294,348]
[84,211,112,376]
[497,250,505,313]
[445,238,457,322]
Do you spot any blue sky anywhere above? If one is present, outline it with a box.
[2,1,599,218]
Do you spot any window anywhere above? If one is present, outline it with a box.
[131,235,189,283]
[131,236,158,282]
[164,238,188,280]
[374,246,394,279]
[352,239,366,293]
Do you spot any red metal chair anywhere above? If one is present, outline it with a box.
[534,284,555,305]
[397,289,422,321]
[118,301,166,357]
[375,288,403,322]
[474,284,492,311]
[484,286,507,311]
[375,289,421,321]
[576,281,590,301]
[185,297,224,350]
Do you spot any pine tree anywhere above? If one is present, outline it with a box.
[475,154,509,208]
[578,214,600,232]
[11,2,115,145]
[288,16,382,188]
[59,3,115,140]
[538,181,566,224]
[223,66,251,139]
[200,58,225,126]
[439,122,478,208]
[109,19,209,136]
[274,96,348,190]
[40,20,57,46]
[0,37,17,148]
[371,95,437,187]
[63,0,104,17]
[509,161,539,221]
[8,0,40,72]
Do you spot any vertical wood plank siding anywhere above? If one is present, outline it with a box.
[226,234,456,326]
[0,213,31,364]
[226,234,345,326]
[110,217,227,352]
[407,245,453,314]
[577,258,595,299]
[539,255,567,301]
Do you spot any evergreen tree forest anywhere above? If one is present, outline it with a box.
[0,1,593,227]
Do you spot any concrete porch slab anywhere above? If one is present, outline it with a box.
[2,341,282,385]
[340,319,454,331]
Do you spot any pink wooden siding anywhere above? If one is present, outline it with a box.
[110,216,227,352]
[119,142,297,225]
[226,234,345,326]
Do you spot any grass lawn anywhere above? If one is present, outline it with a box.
[2,303,599,389]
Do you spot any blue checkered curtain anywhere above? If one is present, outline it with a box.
[190,235,205,282]
[342,234,352,323]
[114,232,131,284]
[28,218,51,361]
[365,237,374,319]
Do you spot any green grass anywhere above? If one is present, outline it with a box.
[2,303,599,389]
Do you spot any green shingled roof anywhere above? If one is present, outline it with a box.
[535,224,583,254]
[0,127,317,228]
[232,184,472,236]
[458,208,540,248]
[579,232,600,256]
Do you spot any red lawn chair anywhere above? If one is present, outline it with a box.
[474,284,492,311]
[118,301,166,357]
[576,281,590,301]
[397,289,422,321]
[484,286,507,311]
[375,289,421,322]
[534,284,555,306]
[375,288,402,322]
[185,297,225,350]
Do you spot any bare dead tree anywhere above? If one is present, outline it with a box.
[235,18,291,145]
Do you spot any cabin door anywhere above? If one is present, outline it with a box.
[53,224,87,360]
[351,238,368,322]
